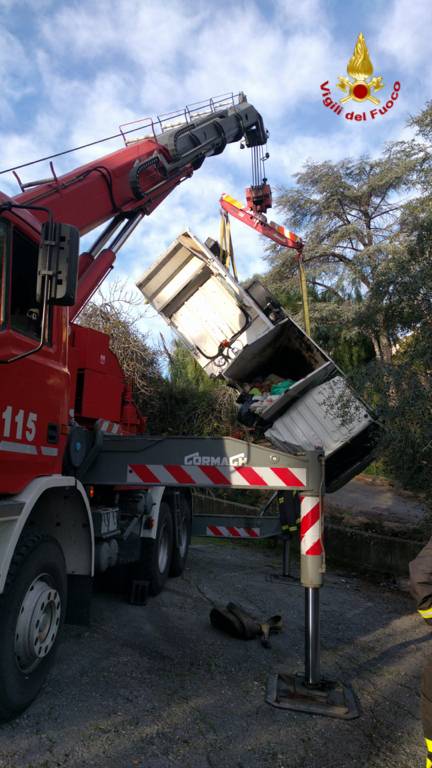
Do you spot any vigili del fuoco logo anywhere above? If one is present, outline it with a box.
[320,33,400,122]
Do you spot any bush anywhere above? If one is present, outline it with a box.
[353,349,432,500]
[151,341,238,436]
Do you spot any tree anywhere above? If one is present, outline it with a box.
[153,340,238,437]
[261,101,432,497]
[267,148,420,361]
[166,339,215,392]
[262,272,375,373]
[353,215,432,494]
[400,101,432,229]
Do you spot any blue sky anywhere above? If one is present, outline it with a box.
[0,0,430,344]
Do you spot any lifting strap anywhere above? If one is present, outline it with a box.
[219,209,237,280]
[297,252,311,336]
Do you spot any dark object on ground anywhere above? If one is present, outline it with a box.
[209,602,282,648]
[129,579,149,605]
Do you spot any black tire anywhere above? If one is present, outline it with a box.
[0,531,67,721]
[139,502,174,596]
[170,497,192,577]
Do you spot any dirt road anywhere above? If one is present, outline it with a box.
[0,543,427,768]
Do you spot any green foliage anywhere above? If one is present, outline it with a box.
[347,218,432,499]
[152,340,238,436]
[261,272,374,374]
[370,220,432,342]
[409,100,432,141]
[167,340,216,392]
[313,317,374,373]
[354,354,432,495]
[78,280,237,436]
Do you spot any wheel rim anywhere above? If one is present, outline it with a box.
[15,574,62,674]
[158,520,170,574]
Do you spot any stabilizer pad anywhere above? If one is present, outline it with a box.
[266,672,360,719]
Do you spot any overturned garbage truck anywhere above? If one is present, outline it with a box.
[137,230,379,494]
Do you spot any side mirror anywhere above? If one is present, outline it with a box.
[36,222,80,306]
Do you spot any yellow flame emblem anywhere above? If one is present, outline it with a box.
[337,33,384,104]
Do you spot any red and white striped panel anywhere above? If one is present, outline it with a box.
[300,495,323,556]
[96,419,123,435]
[127,464,306,488]
[206,525,260,539]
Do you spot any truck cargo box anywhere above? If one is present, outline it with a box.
[136,232,273,377]
[137,231,379,491]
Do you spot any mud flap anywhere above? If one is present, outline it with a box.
[65,575,93,626]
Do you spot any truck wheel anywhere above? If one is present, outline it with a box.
[170,498,192,577]
[140,502,174,596]
[0,532,67,721]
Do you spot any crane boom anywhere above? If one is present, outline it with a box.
[16,97,267,234]
[14,94,267,318]
[220,193,302,251]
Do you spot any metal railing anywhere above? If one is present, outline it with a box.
[119,92,244,145]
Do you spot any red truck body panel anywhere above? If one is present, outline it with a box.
[69,324,126,424]
[0,315,68,495]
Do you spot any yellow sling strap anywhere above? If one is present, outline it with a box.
[297,253,311,336]
[219,210,237,280]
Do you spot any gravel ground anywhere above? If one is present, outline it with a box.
[0,542,428,768]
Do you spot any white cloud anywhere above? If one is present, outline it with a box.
[0,0,430,352]
[376,0,432,72]
[38,0,201,70]
[0,28,33,119]
[272,0,326,26]
[268,115,413,184]
[35,0,336,121]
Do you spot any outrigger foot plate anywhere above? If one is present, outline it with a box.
[266,672,360,719]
